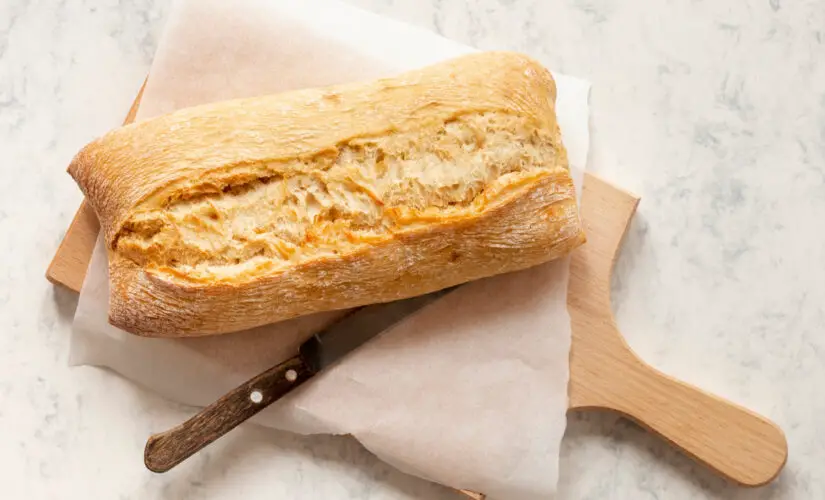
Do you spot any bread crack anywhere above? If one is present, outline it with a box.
[114,111,560,280]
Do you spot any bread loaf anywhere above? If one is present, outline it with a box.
[68,51,585,337]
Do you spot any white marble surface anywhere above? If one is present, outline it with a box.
[2,0,824,498]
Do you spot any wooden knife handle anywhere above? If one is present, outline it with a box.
[144,355,316,473]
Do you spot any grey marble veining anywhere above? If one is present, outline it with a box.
[2,0,824,498]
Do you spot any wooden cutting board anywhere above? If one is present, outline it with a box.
[47,85,787,498]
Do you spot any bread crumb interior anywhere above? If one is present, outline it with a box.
[114,111,562,281]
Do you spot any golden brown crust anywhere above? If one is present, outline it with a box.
[69,51,586,337]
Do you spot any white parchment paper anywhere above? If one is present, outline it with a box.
[70,0,591,497]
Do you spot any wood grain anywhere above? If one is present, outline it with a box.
[567,175,788,486]
[48,83,787,496]
[145,355,316,473]
[45,201,100,291]
[46,77,146,290]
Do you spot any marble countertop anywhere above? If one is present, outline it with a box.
[2,0,824,498]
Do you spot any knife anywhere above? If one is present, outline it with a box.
[143,287,456,473]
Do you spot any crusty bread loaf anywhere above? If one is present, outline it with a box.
[68,51,585,337]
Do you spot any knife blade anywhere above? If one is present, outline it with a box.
[143,286,456,473]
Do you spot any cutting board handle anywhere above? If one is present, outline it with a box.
[571,335,787,486]
[625,356,787,486]
[568,174,787,487]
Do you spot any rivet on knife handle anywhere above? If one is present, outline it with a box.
[144,355,316,473]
